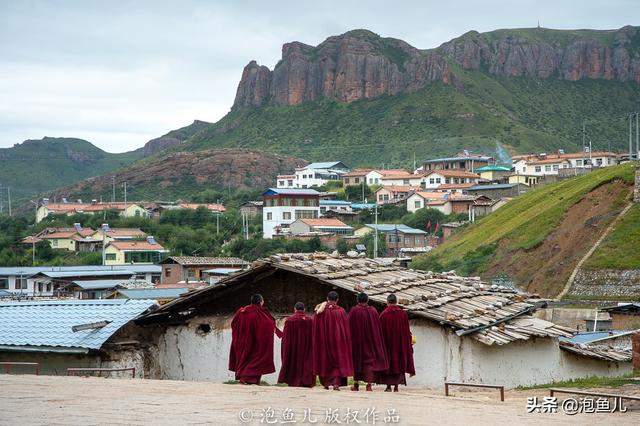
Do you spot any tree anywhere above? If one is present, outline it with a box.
[401,208,446,232]
[360,230,387,258]
[345,184,373,202]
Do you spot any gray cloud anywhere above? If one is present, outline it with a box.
[1,0,638,152]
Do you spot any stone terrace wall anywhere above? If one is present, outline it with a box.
[570,269,640,299]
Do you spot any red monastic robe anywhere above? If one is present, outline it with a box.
[376,304,415,385]
[277,311,315,387]
[348,303,388,383]
[229,304,282,383]
[313,301,353,387]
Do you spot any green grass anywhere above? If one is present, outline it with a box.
[519,373,637,390]
[585,203,640,269]
[411,164,635,273]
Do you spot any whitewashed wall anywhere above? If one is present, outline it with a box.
[156,315,631,388]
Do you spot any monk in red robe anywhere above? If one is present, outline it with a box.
[277,302,315,387]
[348,292,388,391]
[376,293,415,392]
[313,291,353,390]
[229,294,282,384]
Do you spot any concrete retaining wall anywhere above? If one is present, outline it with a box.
[570,269,640,299]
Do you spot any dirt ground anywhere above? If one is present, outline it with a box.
[484,181,630,297]
[0,375,638,425]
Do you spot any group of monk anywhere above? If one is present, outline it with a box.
[229,290,415,392]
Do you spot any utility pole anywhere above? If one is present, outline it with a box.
[630,113,634,161]
[373,203,378,259]
[123,182,127,210]
[111,176,115,203]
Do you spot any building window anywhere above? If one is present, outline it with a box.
[545,165,551,172]
[415,236,420,245]
[523,166,527,172]
[414,201,421,209]
[105,253,117,261]
[124,251,163,264]
[15,277,27,290]
[576,160,582,166]
[164,268,171,277]
[266,212,272,220]
[355,178,360,183]
[436,178,441,183]
[283,212,292,220]
[295,210,318,219]
[535,166,541,172]
[388,234,400,243]
[403,179,409,185]
[552,164,558,171]
[0,278,8,289]
[596,158,602,166]
[279,180,285,186]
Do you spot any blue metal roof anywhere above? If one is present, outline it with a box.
[303,162,348,170]
[364,224,427,234]
[351,203,376,210]
[263,188,320,196]
[320,200,351,205]
[114,288,187,300]
[0,299,156,353]
[70,280,127,290]
[32,270,135,279]
[474,165,512,172]
[0,265,160,277]
[468,184,517,190]
[559,331,626,345]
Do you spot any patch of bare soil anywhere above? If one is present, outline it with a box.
[483,181,631,297]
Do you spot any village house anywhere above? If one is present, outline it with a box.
[276,162,350,189]
[289,218,353,236]
[354,224,428,256]
[36,200,148,223]
[341,169,383,186]
[467,183,528,199]
[474,165,512,182]
[262,188,321,238]
[508,174,542,187]
[379,170,422,187]
[375,185,419,205]
[440,221,466,240]
[159,256,248,286]
[601,303,640,330]
[89,225,147,244]
[135,254,632,388]
[0,299,158,376]
[513,151,619,178]
[239,201,263,218]
[422,170,481,189]
[420,152,494,173]
[22,224,96,252]
[405,191,449,213]
[435,182,475,193]
[0,265,161,297]
[319,199,353,215]
[104,237,168,265]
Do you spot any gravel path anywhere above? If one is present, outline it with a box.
[0,375,637,425]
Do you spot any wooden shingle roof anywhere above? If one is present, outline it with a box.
[146,253,572,346]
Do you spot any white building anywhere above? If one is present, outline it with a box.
[262,188,321,238]
[422,170,481,189]
[341,169,383,186]
[513,151,619,177]
[379,170,423,187]
[406,191,450,213]
[276,162,350,189]
[0,265,161,297]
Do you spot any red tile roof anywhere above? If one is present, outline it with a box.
[96,228,147,238]
[376,185,420,193]
[436,183,475,190]
[177,203,226,212]
[107,241,166,251]
[424,170,480,178]
[342,168,374,177]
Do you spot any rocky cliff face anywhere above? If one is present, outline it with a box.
[233,26,640,108]
[440,25,640,82]
[233,29,452,107]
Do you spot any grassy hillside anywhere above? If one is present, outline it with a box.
[180,71,639,168]
[0,137,143,200]
[410,164,636,294]
[584,203,640,269]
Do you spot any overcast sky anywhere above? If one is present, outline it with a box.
[1,1,638,152]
